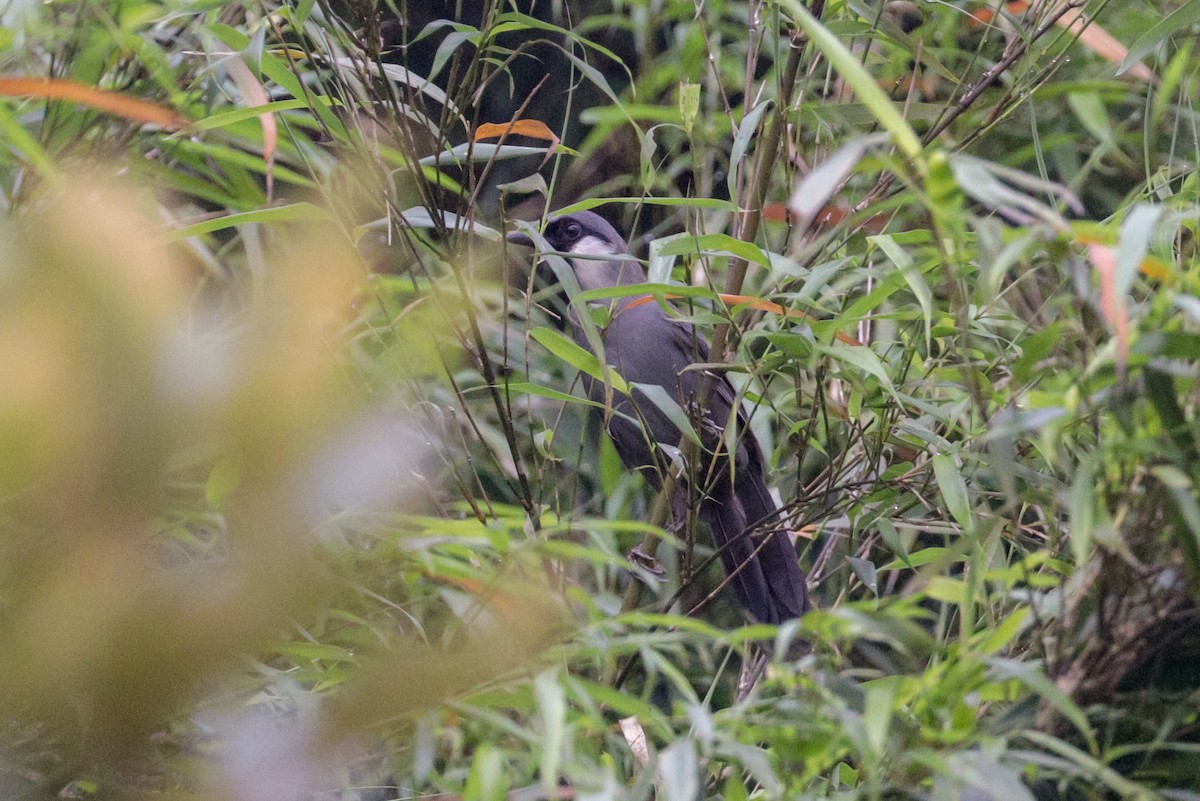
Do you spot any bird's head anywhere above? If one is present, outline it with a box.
[507,211,642,291]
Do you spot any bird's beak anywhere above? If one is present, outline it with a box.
[506,229,535,248]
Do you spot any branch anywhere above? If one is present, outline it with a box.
[852,0,1088,214]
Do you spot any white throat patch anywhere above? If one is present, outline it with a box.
[568,234,627,292]
[571,234,619,258]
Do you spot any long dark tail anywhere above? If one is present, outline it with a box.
[699,476,810,624]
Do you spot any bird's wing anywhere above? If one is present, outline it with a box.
[668,317,811,622]
[663,317,765,479]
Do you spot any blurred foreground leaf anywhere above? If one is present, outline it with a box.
[0,174,567,798]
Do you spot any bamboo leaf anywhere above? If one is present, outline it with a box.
[932,453,971,528]
[1121,0,1200,74]
[166,202,334,240]
[529,327,629,395]
[779,0,922,162]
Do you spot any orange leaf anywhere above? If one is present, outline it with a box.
[1139,255,1171,282]
[966,4,1153,81]
[421,571,531,621]
[0,76,188,130]
[720,293,864,345]
[474,119,558,143]
[1086,243,1128,380]
[968,8,994,25]
[762,202,792,223]
[1058,6,1155,82]
[763,200,887,234]
[967,3,1028,28]
[1073,233,1171,281]
[795,524,819,540]
[624,293,863,346]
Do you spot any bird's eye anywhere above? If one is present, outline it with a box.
[564,222,583,240]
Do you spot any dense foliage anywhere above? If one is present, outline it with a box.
[1,0,1198,798]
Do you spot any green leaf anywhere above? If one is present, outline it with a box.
[728,99,773,199]
[490,12,629,75]
[555,196,736,215]
[1068,456,1098,566]
[876,517,910,566]
[0,101,57,177]
[977,607,1031,654]
[815,342,898,399]
[1013,323,1061,384]
[189,98,333,131]
[879,547,955,571]
[574,282,715,303]
[1121,0,1200,74]
[657,740,699,801]
[497,381,601,408]
[580,104,684,125]
[394,207,500,240]
[419,143,550,166]
[1162,476,1200,590]
[1022,731,1156,798]
[927,576,966,604]
[863,677,899,756]
[534,669,566,794]
[1067,92,1117,149]
[257,51,349,141]
[789,135,883,224]
[462,744,508,801]
[497,172,548,196]
[165,202,334,240]
[1152,39,1193,128]
[841,265,911,322]
[205,457,240,510]
[630,382,701,447]
[647,232,690,283]
[430,29,480,81]
[847,556,878,596]
[652,233,771,269]
[529,327,629,394]
[932,453,971,528]
[990,660,1098,754]
[1116,204,1161,296]
[780,0,922,162]
[678,82,700,136]
[870,234,932,349]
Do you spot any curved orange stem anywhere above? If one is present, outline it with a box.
[624,292,863,346]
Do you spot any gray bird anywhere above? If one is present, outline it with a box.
[509,211,810,625]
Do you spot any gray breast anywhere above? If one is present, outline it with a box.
[572,300,727,485]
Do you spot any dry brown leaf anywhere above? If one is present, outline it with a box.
[619,716,650,767]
